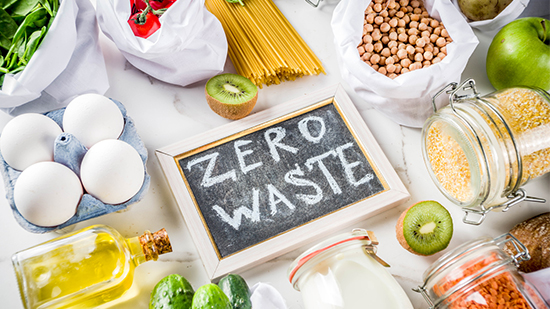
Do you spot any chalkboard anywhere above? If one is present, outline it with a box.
[157,85,409,280]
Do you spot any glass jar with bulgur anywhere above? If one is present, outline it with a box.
[414,233,549,309]
[421,79,550,224]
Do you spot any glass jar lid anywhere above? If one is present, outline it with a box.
[287,229,381,289]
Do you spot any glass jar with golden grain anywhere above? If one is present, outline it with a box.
[415,233,549,309]
[421,79,550,225]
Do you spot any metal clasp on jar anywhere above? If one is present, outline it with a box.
[431,79,546,225]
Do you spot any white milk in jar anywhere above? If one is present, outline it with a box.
[288,229,413,309]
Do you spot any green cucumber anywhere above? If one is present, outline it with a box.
[218,274,252,309]
[149,274,194,309]
[191,284,231,309]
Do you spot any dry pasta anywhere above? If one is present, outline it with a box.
[205,0,325,88]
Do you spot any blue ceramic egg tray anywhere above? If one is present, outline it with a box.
[0,99,150,233]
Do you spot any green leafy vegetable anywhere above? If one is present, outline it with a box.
[0,0,58,87]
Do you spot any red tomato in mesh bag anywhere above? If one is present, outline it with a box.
[149,0,176,10]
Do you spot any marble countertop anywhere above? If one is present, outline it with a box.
[1,0,549,308]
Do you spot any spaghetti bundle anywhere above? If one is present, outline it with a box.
[205,0,325,87]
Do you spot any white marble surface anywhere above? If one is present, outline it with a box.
[1,0,549,308]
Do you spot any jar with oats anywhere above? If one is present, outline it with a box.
[414,233,549,309]
[421,79,550,225]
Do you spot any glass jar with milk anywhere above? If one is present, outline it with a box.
[288,228,414,309]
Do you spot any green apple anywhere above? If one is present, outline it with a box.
[486,17,550,91]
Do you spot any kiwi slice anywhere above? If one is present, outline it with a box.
[396,200,453,256]
[205,73,258,120]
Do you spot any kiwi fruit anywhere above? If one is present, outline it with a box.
[205,73,258,120]
[396,200,453,256]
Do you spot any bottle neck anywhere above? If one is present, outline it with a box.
[126,228,173,266]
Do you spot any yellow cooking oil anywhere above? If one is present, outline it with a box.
[12,224,172,309]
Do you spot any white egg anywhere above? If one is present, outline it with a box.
[62,93,124,149]
[14,162,83,227]
[80,139,145,204]
[0,113,63,171]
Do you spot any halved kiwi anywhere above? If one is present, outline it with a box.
[205,73,258,120]
[396,200,453,256]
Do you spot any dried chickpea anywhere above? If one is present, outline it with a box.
[441,28,449,37]
[374,16,384,25]
[399,0,408,6]
[408,28,419,36]
[380,10,389,18]
[436,37,446,47]
[378,66,387,75]
[388,73,398,79]
[365,24,374,32]
[408,34,418,45]
[380,22,390,32]
[409,21,419,29]
[381,47,391,57]
[386,56,395,65]
[370,53,381,64]
[371,64,379,71]
[379,56,386,65]
[381,35,390,44]
[389,18,398,28]
[423,51,433,60]
[421,30,430,38]
[373,3,383,12]
[429,33,438,43]
[362,52,372,61]
[432,57,441,64]
[372,30,382,41]
[400,58,411,68]
[389,32,398,41]
[401,67,410,74]
[387,63,396,73]
[415,37,426,48]
[396,10,405,18]
[394,63,402,73]
[410,62,422,71]
[437,52,446,59]
[424,43,433,52]
[358,46,366,55]
[374,42,384,53]
[421,10,429,17]
[433,46,439,55]
[366,13,376,24]
[403,14,410,24]
[418,22,428,31]
[363,35,373,44]
[410,14,420,22]
[414,53,424,62]
[391,46,398,55]
[433,26,441,35]
[415,46,423,54]
[423,60,431,67]
[406,45,415,55]
[441,46,447,54]
[398,33,408,42]
[410,0,420,7]
[430,19,439,28]
[365,43,374,52]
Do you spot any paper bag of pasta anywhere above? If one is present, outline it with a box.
[0,0,109,116]
[96,0,227,87]
[332,0,478,127]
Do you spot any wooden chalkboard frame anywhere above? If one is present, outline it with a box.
[156,85,409,280]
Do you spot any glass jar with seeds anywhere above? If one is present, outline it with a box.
[421,79,550,225]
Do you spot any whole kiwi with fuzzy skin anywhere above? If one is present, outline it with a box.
[205,73,258,120]
[506,212,550,273]
[396,200,453,256]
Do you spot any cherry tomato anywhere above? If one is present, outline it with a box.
[131,0,147,15]
[149,0,176,10]
[128,11,161,39]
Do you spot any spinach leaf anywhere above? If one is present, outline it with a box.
[7,0,40,17]
[0,7,18,42]
[0,0,18,10]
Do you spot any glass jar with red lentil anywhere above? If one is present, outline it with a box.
[415,233,549,309]
[421,79,550,224]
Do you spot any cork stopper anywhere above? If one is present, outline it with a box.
[139,228,173,261]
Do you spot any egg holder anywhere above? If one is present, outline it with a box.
[0,99,151,234]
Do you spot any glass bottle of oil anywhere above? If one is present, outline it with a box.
[12,224,172,309]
